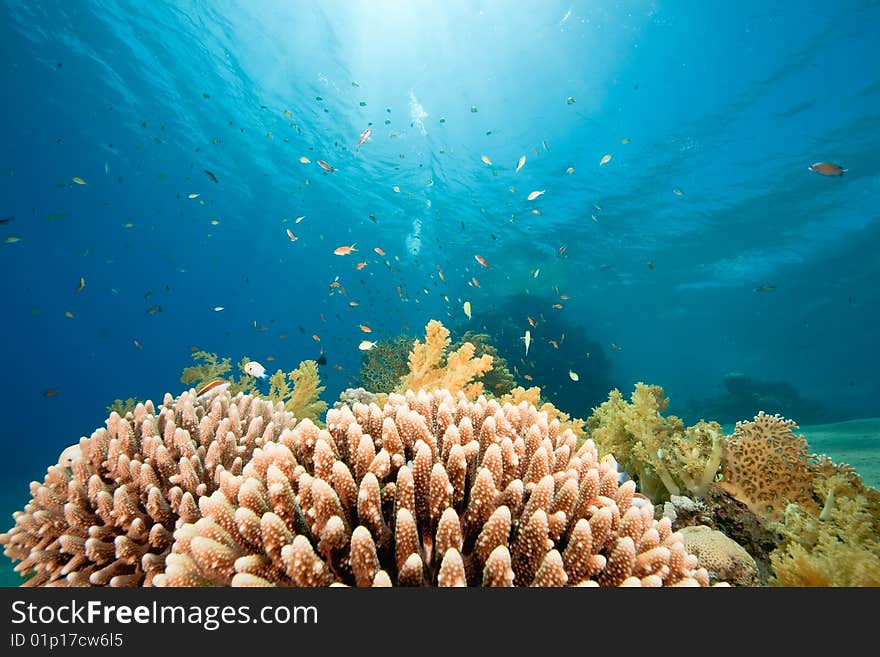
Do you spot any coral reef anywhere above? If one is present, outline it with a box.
[0,389,297,586]
[586,384,723,502]
[181,352,325,423]
[359,334,413,394]
[717,412,818,522]
[155,388,713,586]
[450,331,517,398]
[679,525,759,587]
[397,320,493,400]
[266,360,327,424]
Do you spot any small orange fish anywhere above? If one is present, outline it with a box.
[329,281,341,288]
[559,294,569,300]
[524,374,533,381]
[317,159,335,172]
[438,269,445,281]
[359,324,372,333]
[266,356,275,361]
[334,243,357,255]
[396,286,402,298]
[356,261,367,270]
[809,162,846,176]
[557,246,567,257]
[312,334,321,342]
[42,388,60,397]
[549,340,559,349]
[552,303,563,309]
[527,316,537,327]
[374,247,386,256]
[286,228,298,241]
[474,254,489,268]
[471,277,480,288]
[332,364,344,371]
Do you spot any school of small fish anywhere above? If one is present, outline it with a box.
[9,72,851,407]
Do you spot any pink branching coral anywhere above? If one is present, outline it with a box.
[0,388,297,586]
[156,388,712,587]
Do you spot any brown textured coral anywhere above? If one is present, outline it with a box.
[0,388,298,586]
[155,388,712,587]
[397,320,493,400]
[718,411,818,522]
[359,334,414,394]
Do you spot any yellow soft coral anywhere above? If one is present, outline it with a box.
[586,383,723,501]
[180,350,232,387]
[769,455,880,586]
[267,360,327,423]
[770,493,880,586]
[397,320,492,399]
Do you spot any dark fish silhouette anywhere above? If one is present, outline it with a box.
[754,284,777,292]
[316,353,327,366]
[146,304,163,315]
[204,169,218,183]
[0,216,13,224]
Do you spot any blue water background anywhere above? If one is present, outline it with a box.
[1,0,879,584]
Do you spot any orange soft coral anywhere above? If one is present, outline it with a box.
[397,320,492,399]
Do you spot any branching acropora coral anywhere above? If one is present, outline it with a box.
[397,320,493,400]
[587,384,723,501]
[0,388,298,586]
[155,388,713,587]
[500,386,586,440]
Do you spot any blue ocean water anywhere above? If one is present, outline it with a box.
[0,1,878,585]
